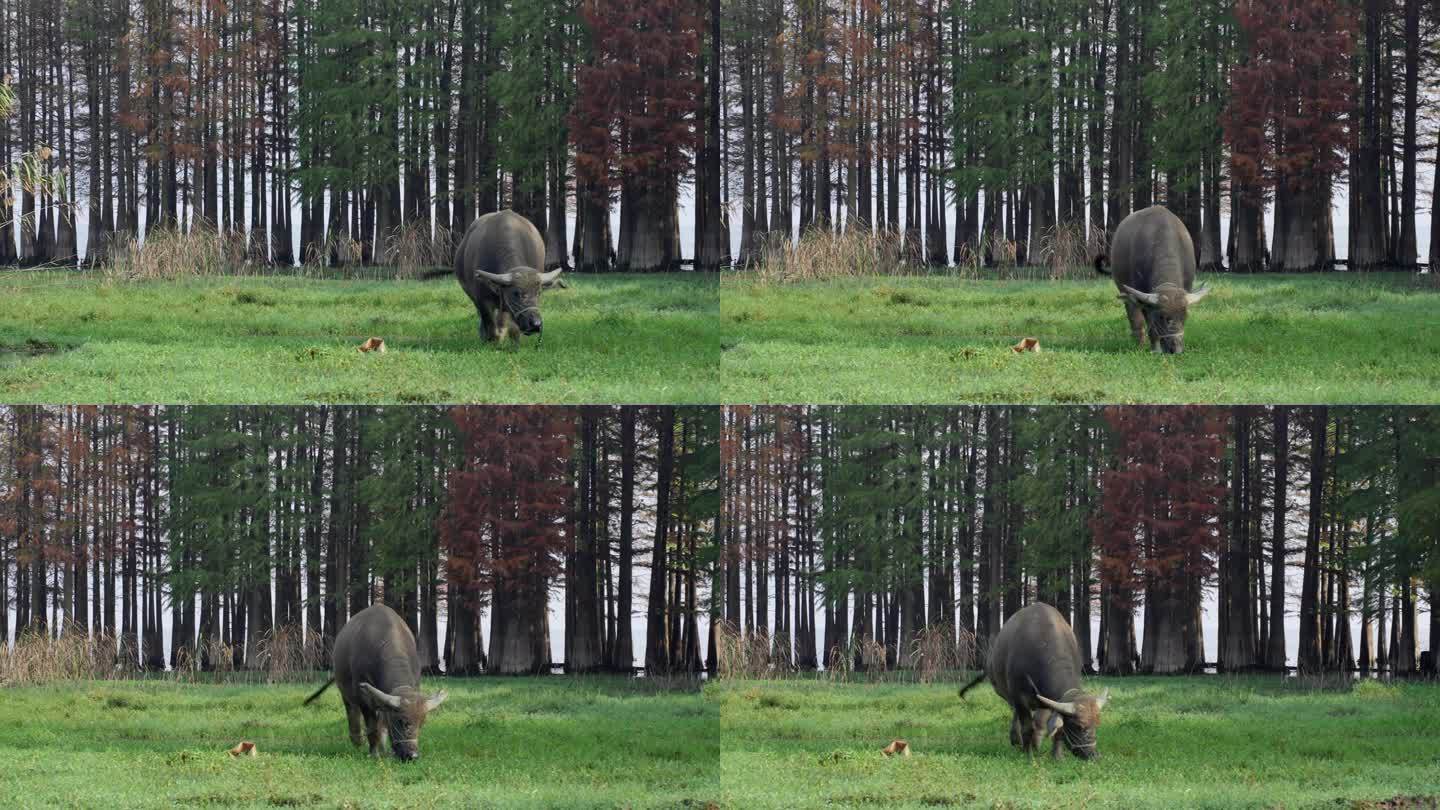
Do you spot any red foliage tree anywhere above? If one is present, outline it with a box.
[1222,0,1355,271]
[570,0,701,271]
[1093,406,1226,674]
[440,406,575,674]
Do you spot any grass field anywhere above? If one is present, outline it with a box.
[0,676,718,808]
[0,272,719,403]
[720,273,1440,403]
[717,676,1440,808]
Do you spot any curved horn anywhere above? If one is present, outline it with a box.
[1095,688,1110,710]
[1034,692,1079,718]
[539,267,563,286]
[1186,284,1211,304]
[359,682,404,711]
[476,270,516,286]
[424,690,449,713]
[1121,285,1160,306]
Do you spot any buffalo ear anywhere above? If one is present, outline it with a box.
[359,682,405,711]
[424,690,449,713]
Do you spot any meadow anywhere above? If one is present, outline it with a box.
[0,271,719,403]
[720,273,1440,403]
[716,675,1440,808]
[0,676,718,808]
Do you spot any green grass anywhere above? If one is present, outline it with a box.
[720,273,1440,403]
[0,677,718,808]
[718,676,1440,808]
[0,272,718,403]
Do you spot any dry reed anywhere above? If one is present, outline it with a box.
[105,227,249,281]
[2,625,329,686]
[383,222,452,277]
[745,222,1107,284]
[751,229,908,283]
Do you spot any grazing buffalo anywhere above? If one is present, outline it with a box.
[1094,205,1210,354]
[959,602,1110,760]
[304,603,447,761]
[454,209,562,342]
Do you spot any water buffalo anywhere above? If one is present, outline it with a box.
[1094,205,1210,354]
[304,603,447,761]
[959,602,1109,760]
[454,209,562,342]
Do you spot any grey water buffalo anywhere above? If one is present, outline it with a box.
[959,602,1110,760]
[304,603,448,761]
[1094,205,1210,354]
[454,209,563,342]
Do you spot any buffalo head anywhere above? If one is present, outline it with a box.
[1119,282,1210,355]
[359,682,449,762]
[475,267,563,336]
[1032,682,1110,760]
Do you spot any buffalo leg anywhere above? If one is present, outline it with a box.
[498,311,522,342]
[1123,300,1147,348]
[1145,318,1161,352]
[1009,710,1024,747]
[486,305,515,343]
[477,303,507,343]
[476,304,493,341]
[344,699,364,748]
[364,710,385,757]
[1051,735,1064,760]
[1017,708,1037,755]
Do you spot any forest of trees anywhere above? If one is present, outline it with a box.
[722,405,1440,675]
[3,0,1435,272]
[0,405,719,675]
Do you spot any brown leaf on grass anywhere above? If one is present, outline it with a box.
[357,337,386,354]
[1012,337,1041,353]
[227,741,257,757]
[882,739,910,757]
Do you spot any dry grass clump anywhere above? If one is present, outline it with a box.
[3,625,331,686]
[716,622,778,679]
[1032,220,1107,280]
[251,625,327,681]
[753,229,908,283]
[105,227,248,281]
[747,222,1106,284]
[0,629,129,686]
[951,222,1103,281]
[303,231,365,270]
[910,624,978,684]
[820,636,886,683]
[383,222,452,277]
[721,622,981,685]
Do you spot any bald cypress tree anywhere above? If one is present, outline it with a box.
[442,407,574,675]
[572,0,700,272]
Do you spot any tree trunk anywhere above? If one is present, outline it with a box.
[1297,407,1326,673]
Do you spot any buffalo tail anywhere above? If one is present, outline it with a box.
[958,672,987,701]
[1093,254,1111,275]
[304,677,335,705]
